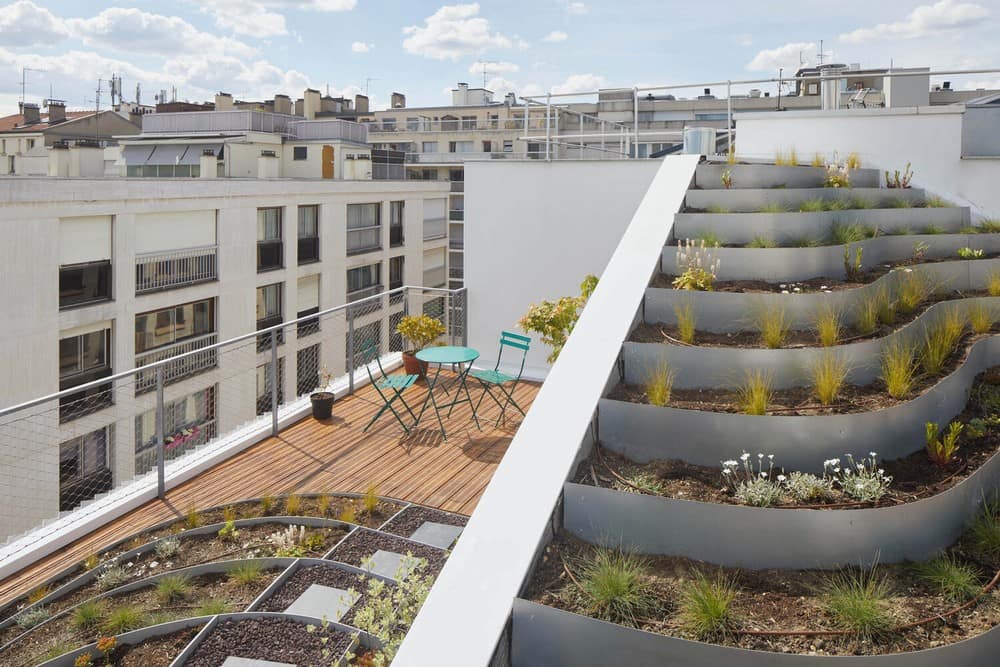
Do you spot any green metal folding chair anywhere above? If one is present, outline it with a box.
[361,340,419,433]
[471,331,530,426]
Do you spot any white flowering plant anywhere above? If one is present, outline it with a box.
[268,524,307,557]
[824,155,851,188]
[721,452,784,507]
[673,239,721,291]
[830,453,892,502]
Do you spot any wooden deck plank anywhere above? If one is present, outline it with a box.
[0,380,539,606]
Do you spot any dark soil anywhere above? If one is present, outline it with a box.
[524,533,1000,656]
[330,529,448,577]
[0,569,277,667]
[185,617,353,667]
[654,272,879,293]
[380,506,467,540]
[111,626,204,666]
[257,564,370,626]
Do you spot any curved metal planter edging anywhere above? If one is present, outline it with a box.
[0,516,349,632]
[511,599,1000,667]
[0,558,295,654]
[661,233,1000,283]
[600,336,1000,472]
[695,164,880,190]
[673,207,968,245]
[247,556,395,613]
[562,440,1000,568]
[625,297,999,389]
[685,187,927,213]
[645,257,1000,333]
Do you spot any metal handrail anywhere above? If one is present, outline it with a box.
[0,285,467,417]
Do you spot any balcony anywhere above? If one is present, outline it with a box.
[256,240,283,272]
[423,217,447,241]
[135,245,218,294]
[297,237,319,265]
[346,226,382,255]
[449,210,464,221]
[134,333,219,394]
[450,181,465,193]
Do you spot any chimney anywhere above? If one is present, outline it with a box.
[505,92,517,106]
[293,98,305,116]
[273,94,292,115]
[390,92,406,109]
[354,94,369,113]
[214,92,233,110]
[452,83,469,106]
[20,102,40,125]
[46,100,66,123]
[302,88,321,120]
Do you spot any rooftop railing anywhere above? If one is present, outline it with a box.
[0,285,466,578]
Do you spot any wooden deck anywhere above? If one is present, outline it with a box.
[0,378,539,606]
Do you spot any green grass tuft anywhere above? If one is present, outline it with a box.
[912,555,981,602]
[799,198,826,212]
[746,235,777,248]
[576,548,658,625]
[103,605,146,634]
[678,570,739,640]
[830,222,871,245]
[696,231,723,247]
[228,560,265,586]
[758,202,788,214]
[970,501,1000,556]
[823,565,893,639]
[72,599,106,630]
[155,574,192,604]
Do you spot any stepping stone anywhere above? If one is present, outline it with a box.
[410,521,463,549]
[362,550,425,579]
[222,659,295,667]
[284,583,359,622]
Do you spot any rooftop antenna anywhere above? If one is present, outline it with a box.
[19,66,45,106]
[816,39,831,66]
[478,60,499,89]
[365,77,379,97]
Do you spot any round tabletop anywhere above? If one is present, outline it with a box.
[415,346,480,364]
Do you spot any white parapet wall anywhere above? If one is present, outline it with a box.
[734,106,1000,218]
[464,159,662,379]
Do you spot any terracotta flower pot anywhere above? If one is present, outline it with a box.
[402,351,428,379]
[310,392,335,420]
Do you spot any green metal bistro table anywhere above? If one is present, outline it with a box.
[414,346,481,439]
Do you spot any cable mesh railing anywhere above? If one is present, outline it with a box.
[0,285,467,546]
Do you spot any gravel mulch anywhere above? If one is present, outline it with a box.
[257,565,369,626]
[379,506,467,540]
[185,617,352,667]
[329,529,448,577]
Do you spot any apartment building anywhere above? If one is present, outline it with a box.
[0,167,448,537]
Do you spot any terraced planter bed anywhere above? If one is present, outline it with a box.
[379,506,467,545]
[1,563,280,667]
[330,528,450,578]
[103,625,203,666]
[524,533,1000,657]
[185,616,354,666]
[254,563,370,625]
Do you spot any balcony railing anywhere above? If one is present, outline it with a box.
[449,266,464,280]
[256,315,284,352]
[390,225,404,247]
[297,237,319,265]
[423,217,447,241]
[450,181,465,193]
[370,117,552,133]
[135,333,219,394]
[449,210,464,221]
[257,240,283,272]
[346,226,382,255]
[135,245,218,294]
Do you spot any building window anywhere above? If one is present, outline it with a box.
[27,139,35,150]
[347,203,382,254]
[257,283,284,351]
[448,141,473,153]
[297,205,320,265]
[297,275,320,338]
[483,140,492,152]
[348,321,380,369]
[406,117,421,131]
[59,426,112,511]
[135,299,216,355]
[461,116,476,130]
[297,343,321,396]
[257,207,283,272]
[389,256,404,291]
[135,386,216,474]
[59,328,113,422]
[381,118,396,131]
[390,201,404,247]
[527,142,543,159]
[347,263,381,303]
[503,140,513,153]
[60,261,112,309]
[256,358,285,415]
[421,141,438,153]
[293,146,308,161]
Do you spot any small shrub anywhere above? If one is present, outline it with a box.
[746,235,777,248]
[678,571,738,639]
[697,231,723,247]
[921,308,966,375]
[969,302,995,334]
[988,270,1000,297]
[958,246,985,259]
[799,198,826,212]
[831,222,870,245]
[673,239,720,291]
[785,472,835,502]
[222,505,237,523]
[674,302,696,344]
[15,606,50,630]
[577,548,658,625]
[363,483,380,515]
[317,494,331,516]
[645,362,675,407]
[260,494,275,515]
[912,555,980,602]
[303,530,328,553]
[881,339,918,399]
[970,501,1000,556]
[823,565,892,639]
[72,599,106,630]
[812,302,842,347]
[217,520,239,542]
[196,598,230,616]
[27,585,51,604]
[736,370,772,416]
[758,202,787,213]
[103,605,145,634]
[184,506,202,529]
[825,158,851,188]
[268,524,307,557]
[96,562,129,591]
[884,162,913,188]
[979,219,1000,233]
[285,494,302,516]
[895,268,931,314]
[339,502,357,524]
[926,421,963,466]
[155,574,191,604]
[154,536,180,559]
[836,453,892,502]
[843,244,864,282]
[810,352,849,406]
[845,152,862,170]
[749,301,790,349]
[228,560,264,585]
[721,168,733,188]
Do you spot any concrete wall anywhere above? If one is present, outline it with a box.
[735,107,1000,217]
[464,160,662,379]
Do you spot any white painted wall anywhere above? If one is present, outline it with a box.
[464,160,662,379]
[735,107,1000,217]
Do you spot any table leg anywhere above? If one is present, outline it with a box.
[447,362,481,431]
[414,362,448,439]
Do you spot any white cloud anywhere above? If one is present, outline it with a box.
[402,3,513,60]
[542,30,568,43]
[738,33,753,47]
[484,76,518,97]
[163,54,312,99]
[0,0,69,47]
[746,41,815,71]
[197,0,288,37]
[551,73,604,94]
[563,1,587,14]
[469,60,519,74]
[67,8,256,58]
[840,0,989,43]
[351,41,373,53]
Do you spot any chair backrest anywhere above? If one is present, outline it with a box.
[358,338,384,383]
[496,330,530,378]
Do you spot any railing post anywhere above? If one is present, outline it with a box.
[461,288,468,347]
[347,309,355,394]
[270,331,279,436]
[155,366,165,498]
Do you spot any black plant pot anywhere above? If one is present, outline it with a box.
[310,392,335,420]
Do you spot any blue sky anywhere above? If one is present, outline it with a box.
[1,0,998,114]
